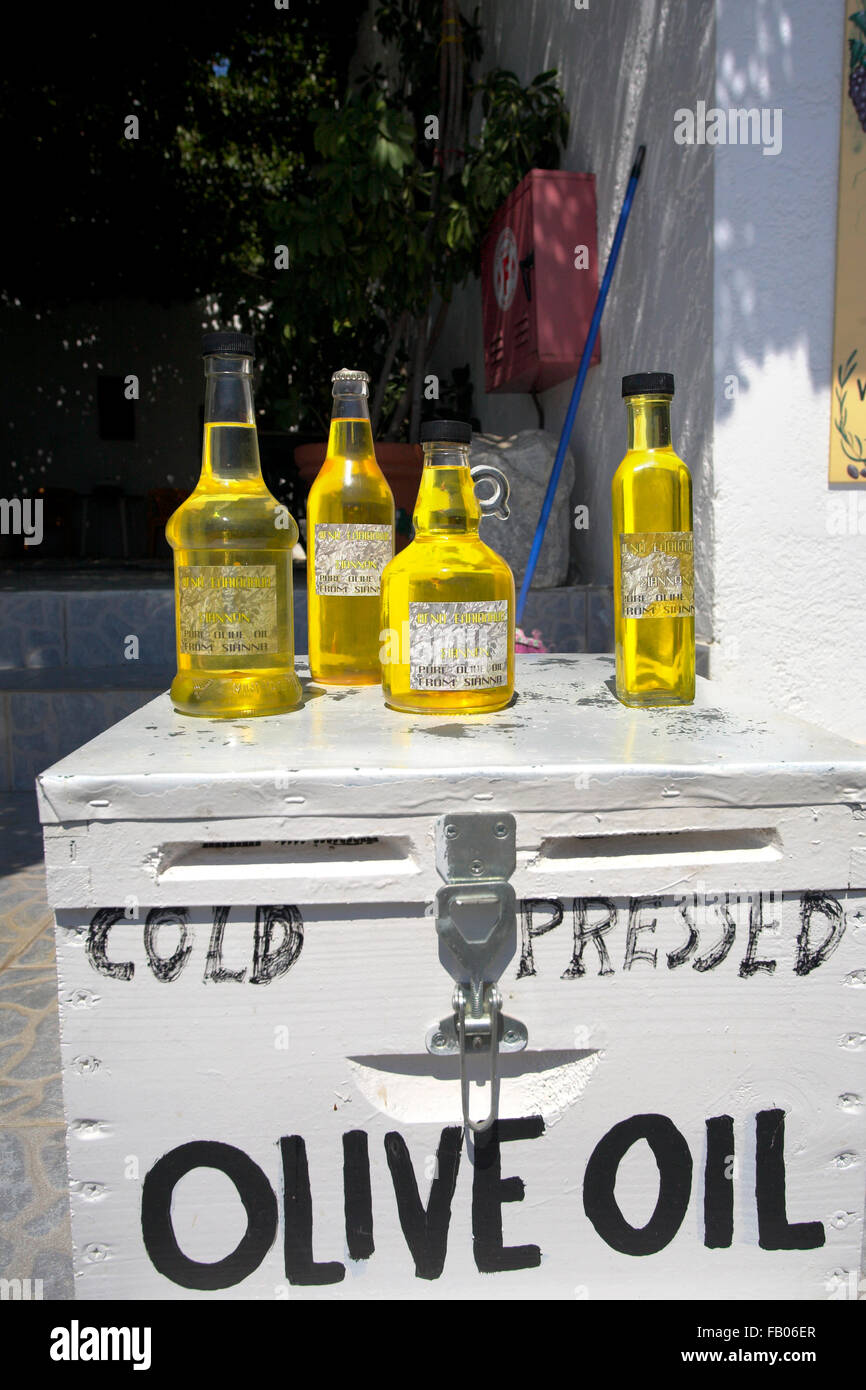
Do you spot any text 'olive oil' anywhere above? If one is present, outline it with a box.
[167,332,302,718]
[306,369,395,684]
[381,419,514,715]
[612,372,695,706]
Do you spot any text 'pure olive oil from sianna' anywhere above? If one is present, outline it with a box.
[612,372,695,706]
[166,332,302,718]
[380,419,514,714]
[306,369,395,684]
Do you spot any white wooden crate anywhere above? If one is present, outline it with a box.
[38,655,866,1300]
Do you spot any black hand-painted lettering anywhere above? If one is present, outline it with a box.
[739,892,778,977]
[251,905,303,985]
[583,1114,692,1255]
[704,1115,734,1248]
[624,897,661,970]
[384,1127,462,1280]
[143,908,192,982]
[692,895,736,972]
[280,1136,345,1285]
[343,1130,374,1261]
[86,907,134,981]
[667,897,699,968]
[755,1109,824,1250]
[204,905,246,983]
[564,898,617,978]
[517,898,564,978]
[141,1141,277,1290]
[472,1118,543,1273]
[795,891,846,976]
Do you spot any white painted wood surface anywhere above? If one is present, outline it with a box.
[39,656,866,1299]
[36,655,866,823]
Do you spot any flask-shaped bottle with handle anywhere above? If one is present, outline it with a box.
[380,419,514,714]
[166,332,302,717]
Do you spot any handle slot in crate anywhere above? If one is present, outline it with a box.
[156,834,419,882]
[528,827,781,873]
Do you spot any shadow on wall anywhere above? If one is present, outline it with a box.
[713,0,838,424]
[473,0,715,624]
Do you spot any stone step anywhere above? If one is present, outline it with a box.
[0,582,611,672]
[0,581,614,791]
[0,667,172,792]
[0,584,308,672]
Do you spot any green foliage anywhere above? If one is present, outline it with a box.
[453,70,569,263]
[270,5,569,436]
[3,4,364,310]
[4,3,568,439]
[373,1,483,127]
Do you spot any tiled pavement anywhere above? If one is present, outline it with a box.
[0,793,73,1299]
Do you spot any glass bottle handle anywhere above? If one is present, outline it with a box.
[470,464,510,521]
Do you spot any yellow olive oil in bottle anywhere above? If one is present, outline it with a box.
[306,369,395,684]
[612,372,695,706]
[381,419,514,715]
[167,332,302,718]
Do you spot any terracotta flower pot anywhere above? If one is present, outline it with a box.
[294,441,423,550]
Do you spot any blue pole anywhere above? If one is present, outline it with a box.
[516,144,646,626]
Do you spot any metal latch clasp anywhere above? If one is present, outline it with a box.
[426,813,527,1133]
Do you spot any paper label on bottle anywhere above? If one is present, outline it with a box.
[408,600,509,690]
[178,565,279,656]
[620,533,695,619]
[313,523,392,597]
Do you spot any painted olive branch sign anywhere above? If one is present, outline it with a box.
[830,2,866,481]
[57,887,865,1299]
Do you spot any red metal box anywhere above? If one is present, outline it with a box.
[481,169,599,394]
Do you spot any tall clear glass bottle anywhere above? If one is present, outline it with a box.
[306,369,395,684]
[166,332,302,718]
[611,372,695,706]
[380,419,514,715]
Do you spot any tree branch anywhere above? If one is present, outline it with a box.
[427,294,450,357]
[408,311,428,444]
[371,309,408,436]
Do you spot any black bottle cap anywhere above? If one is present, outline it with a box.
[420,418,472,444]
[622,372,674,397]
[201,331,256,357]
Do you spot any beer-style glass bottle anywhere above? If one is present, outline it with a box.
[166,332,302,717]
[612,372,695,706]
[306,369,395,684]
[380,419,514,714]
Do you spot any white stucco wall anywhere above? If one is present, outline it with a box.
[431,0,716,632]
[712,0,865,744]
